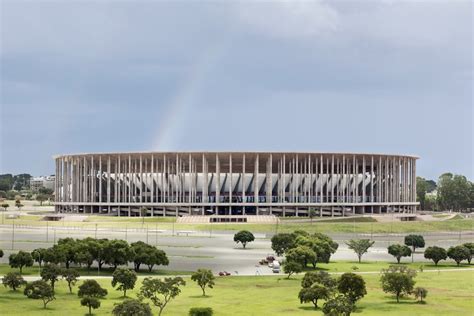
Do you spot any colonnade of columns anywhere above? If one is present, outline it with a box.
[54,152,418,216]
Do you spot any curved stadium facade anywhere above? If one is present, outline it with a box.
[54,152,418,217]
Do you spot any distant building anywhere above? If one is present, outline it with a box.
[30,176,55,192]
[54,151,419,217]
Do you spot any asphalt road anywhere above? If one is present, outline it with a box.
[1,225,472,276]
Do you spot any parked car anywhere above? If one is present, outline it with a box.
[272,261,280,273]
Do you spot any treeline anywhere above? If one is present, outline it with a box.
[7,237,169,273]
[1,241,217,316]
[0,174,32,191]
[417,173,473,211]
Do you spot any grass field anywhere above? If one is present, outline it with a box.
[1,214,473,235]
[0,264,193,277]
[0,268,472,315]
[1,260,470,277]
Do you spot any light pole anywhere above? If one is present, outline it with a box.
[11,219,15,250]
[146,225,149,244]
[155,223,158,246]
[97,249,100,276]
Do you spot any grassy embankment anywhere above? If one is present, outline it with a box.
[1,212,472,234]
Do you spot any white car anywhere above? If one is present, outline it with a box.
[272,261,280,273]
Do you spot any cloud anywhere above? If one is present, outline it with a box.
[234,0,339,39]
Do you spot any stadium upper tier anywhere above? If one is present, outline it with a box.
[54,152,418,217]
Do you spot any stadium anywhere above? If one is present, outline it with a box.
[54,152,418,218]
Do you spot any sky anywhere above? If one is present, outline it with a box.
[0,0,472,180]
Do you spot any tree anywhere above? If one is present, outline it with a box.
[301,271,336,290]
[413,287,428,303]
[270,233,295,256]
[416,177,428,209]
[103,239,132,270]
[283,260,303,279]
[144,248,169,272]
[112,268,137,297]
[424,246,447,266]
[0,249,3,258]
[139,276,186,316]
[337,273,367,303]
[322,295,355,316]
[62,269,80,293]
[437,173,472,212]
[298,283,330,309]
[42,246,66,265]
[81,297,101,315]
[380,266,417,303]
[76,237,104,269]
[113,299,153,316]
[31,248,47,268]
[24,280,55,309]
[36,194,48,206]
[78,280,108,315]
[39,187,54,195]
[131,241,169,272]
[40,264,62,292]
[387,244,412,264]
[189,307,214,316]
[9,250,33,273]
[131,241,151,271]
[1,203,8,211]
[462,243,474,264]
[2,271,26,291]
[346,239,375,263]
[286,245,316,268]
[191,268,215,296]
[233,230,255,249]
[55,238,78,269]
[404,235,425,262]
[300,233,339,265]
[15,198,23,210]
[447,245,470,266]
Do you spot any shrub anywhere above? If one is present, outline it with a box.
[189,307,213,316]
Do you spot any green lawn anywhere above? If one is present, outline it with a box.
[0,264,193,277]
[2,215,473,234]
[1,261,469,278]
[0,269,472,315]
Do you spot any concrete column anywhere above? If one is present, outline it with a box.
[151,155,154,204]
[331,155,334,203]
[99,156,102,203]
[107,156,111,204]
[282,154,286,203]
[216,154,220,204]
[203,154,208,203]
[242,154,246,203]
[319,155,323,205]
[229,154,233,206]
[362,156,366,204]
[370,156,374,203]
[254,154,258,204]
[413,158,417,207]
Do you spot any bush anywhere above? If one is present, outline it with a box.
[112,299,152,316]
[414,287,428,303]
[2,272,26,291]
[189,307,213,316]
